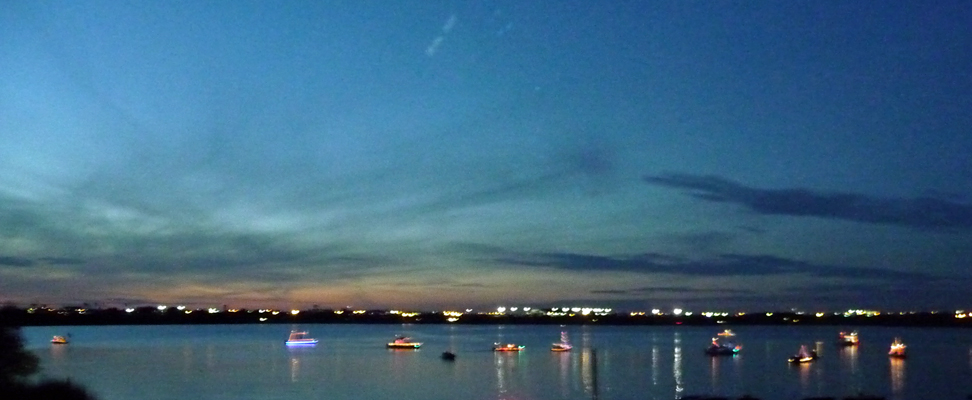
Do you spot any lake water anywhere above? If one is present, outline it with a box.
[21,324,972,400]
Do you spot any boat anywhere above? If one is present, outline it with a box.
[838,331,860,346]
[285,331,318,346]
[787,345,818,364]
[493,343,525,352]
[705,335,741,356]
[888,337,906,358]
[717,329,735,337]
[441,351,456,361]
[551,331,572,352]
[51,335,69,344]
[387,335,422,349]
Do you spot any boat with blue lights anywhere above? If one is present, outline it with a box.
[551,331,572,352]
[387,336,422,349]
[285,331,318,346]
[493,343,525,352]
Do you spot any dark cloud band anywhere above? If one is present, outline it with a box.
[644,173,972,230]
[498,252,931,281]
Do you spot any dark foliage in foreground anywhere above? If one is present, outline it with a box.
[0,326,97,400]
[2,380,96,400]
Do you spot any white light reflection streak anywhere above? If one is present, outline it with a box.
[557,344,570,398]
[494,351,508,399]
[205,344,215,370]
[889,357,905,399]
[290,356,300,383]
[181,345,192,378]
[581,349,593,396]
[814,341,825,393]
[797,362,811,392]
[842,344,861,393]
[651,345,659,387]
[673,332,683,398]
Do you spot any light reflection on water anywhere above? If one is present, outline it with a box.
[889,356,905,399]
[673,332,683,398]
[651,345,659,387]
[289,355,299,383]
[20,324,972,400]
[839,342,861,394]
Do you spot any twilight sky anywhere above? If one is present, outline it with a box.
[2,1,971,311]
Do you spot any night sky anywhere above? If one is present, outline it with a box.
[2,1,970,311]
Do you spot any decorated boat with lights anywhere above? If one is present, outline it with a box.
[551,332,572,352]
[493,343,525,352]
[51,335,69,344]
[838,331,860,346]
[716,329,735,337]
[705,334,741,356]
[787,345,818,364]
[285,331,318,346]
[888,338,906,358]
[387,336,422,349]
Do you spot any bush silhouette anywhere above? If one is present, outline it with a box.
[0,325,39,383]
[0,326,96,400]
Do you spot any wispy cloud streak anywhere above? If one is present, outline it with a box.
[498,252,932,281]
[0,256,33,267]
[426,14,457,56]
[644,173,972,230]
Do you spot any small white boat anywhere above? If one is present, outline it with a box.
[551,331,572,352]
[51,335,69,344]
[285,331,318,346]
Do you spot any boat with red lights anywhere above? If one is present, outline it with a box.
[493,343,525,352]
[889,338,906,358]
[387,336,422,349]
[838,331,859,346]
[551,332,572,352]
[787,345,818,364]
[285,331,318,346]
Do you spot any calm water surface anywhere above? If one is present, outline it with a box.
[22,324,972,400]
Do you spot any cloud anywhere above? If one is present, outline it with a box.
[442,14,457,33]
[497,252,932,281]
[426,14,457,57]
[0,256,33,267]
[0,256,84,268]
[38,257,85,265]
[426,36,444,56]
[644,173,972,230]
[590,286,752,295]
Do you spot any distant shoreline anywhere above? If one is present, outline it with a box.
[3,306,971,328]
